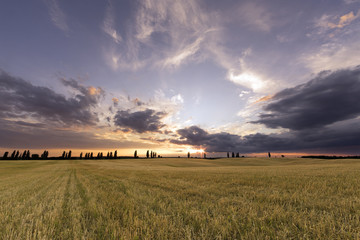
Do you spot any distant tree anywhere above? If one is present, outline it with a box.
[80,152,83,159]
[62,151,66,159]
[90,152,93,158]
[114,150,117,158]
[100,152,103,158]
[236,152,239,158]
[232,152,235,158]
[110,152,113,158]
[41,150,48,159]
[227,152,229,158]
[188,152,190,158]
[134,150,138,158]
[41,151,45,159]
[281,155,285,158]
[15,150,19,159]
[151,151,153,158]
[268,152,271,158]
[22,150,27,159]
[204,153,206,159]
[2,152,8,159]
[26,150,31,159]
[68,150,72,159]
[11,150,16,159]
[146,150,149,158]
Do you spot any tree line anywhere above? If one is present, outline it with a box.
[1,150,49,160]
[0,149,166,160]
[1,149,261,160]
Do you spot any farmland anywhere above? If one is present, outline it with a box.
[0,158,359,239]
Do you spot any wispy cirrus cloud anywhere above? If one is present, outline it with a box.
[237,2,275,32]
[225,48,276,93]
[103,0,215,71]
[304,8,360,73]
[328,10,360,29]
[312,9,360,36]
[303,41,360,72]
[44,0,69,33]
[102,0,278,93]
[162,36,204,69]
[102,1,122,43]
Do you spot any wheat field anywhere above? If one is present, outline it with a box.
[0,158,359,239]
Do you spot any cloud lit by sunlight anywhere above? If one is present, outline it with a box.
[88,86,102,96]
[228,71,265,92]
[328,11,360,29]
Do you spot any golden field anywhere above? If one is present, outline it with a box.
[0,157,359,239]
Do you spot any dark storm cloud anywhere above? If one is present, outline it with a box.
[0,119,152,149]
[171,67,360,154]
[0,70,102,126]
[171,124,360,154]
[114,109,166,133]
[171,126,293,153]
[252,67,360,130]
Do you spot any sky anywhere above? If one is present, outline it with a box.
[1,0,360,157]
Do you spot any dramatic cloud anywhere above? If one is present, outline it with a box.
[171,68,360,154]
[114,109,166,133]
[171,123,360,154]
[0,70,102,126]
[44,0,69,32]
[171,126,293,153]
[252,67,360,130]
[0,118,151,149]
